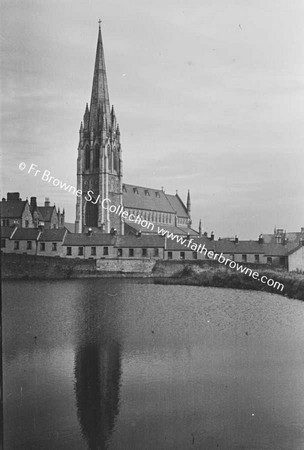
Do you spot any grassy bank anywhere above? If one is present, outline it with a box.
[153,263,304,301]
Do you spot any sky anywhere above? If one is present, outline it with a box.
[1,0,304,239]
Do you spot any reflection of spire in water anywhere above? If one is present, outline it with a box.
[74,340,121,450]
[74,287,122,450]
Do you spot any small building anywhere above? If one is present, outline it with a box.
[5,227,41,255]
[114,234,165,259]
[164,237,208,260]
[0,193,34,228]
[162,235,293,268]
[1,226,17,252]
[37,228,69,257]
[287,241,304,272]
[63,232,116,259]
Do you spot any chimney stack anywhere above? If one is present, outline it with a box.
[7,192,20,202]
[210,231,214,241]
[45,197,50,207]
[258,234,264,244]
[87,227,92,236]
[234,235,239,244]
[30,197,37,208]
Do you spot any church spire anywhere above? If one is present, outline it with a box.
[89,22,111,132]
[186,189,191,214]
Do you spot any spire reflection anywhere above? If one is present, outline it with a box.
[74,292,121,449]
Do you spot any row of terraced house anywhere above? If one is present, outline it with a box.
[1,225,304,272]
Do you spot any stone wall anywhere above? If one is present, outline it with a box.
[1,253,97,279]
[97,258,156,275]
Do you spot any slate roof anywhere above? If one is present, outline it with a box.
[63,233,115,246]
[123,184,175,213]
[64,222,76,233]
[286,242,304,256]
[115,235,165,248]
[164,237,295,256]
[124,220,198,236]
[38,206,56,222]
[165,194,189,218]
[0,226,17,239]
[13,228,41,240]
[165,237,211,251]
[0,200,27,218]
[39,228,68,242]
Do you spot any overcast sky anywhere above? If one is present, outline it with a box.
[1,0,304,238]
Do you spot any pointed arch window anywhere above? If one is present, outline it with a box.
[94,144,100,169]
[85,145,90,170]
[107,145,112,171]
[113,147,119,172]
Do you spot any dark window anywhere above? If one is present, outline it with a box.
[94,145,100,169]
[67,247,72,256]
[154,248,159,257]
[193,251,197,259]
[52,243,57,251]
[168,251,173,260]
[280,257,285,266]
[108,145,112,171]
[267,257,272,264]
[53,224,56,229]
[85,200,98,228]
[78,246,84,256]
[255,254,259,263]
[25,220,29,228]
[14,241,19,250]
[113,149,119,172]
[85,145,90,170]
[40,242,45,251]
[180,251,185,260]
[129,248,134,257]
[242,254,247,263]
[91,246,96,256]
[142,248,147,257]
[103,246,109,256]
[1,239,6,248]
[118,248,123,257]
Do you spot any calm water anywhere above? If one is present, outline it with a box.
[3,279,304,450]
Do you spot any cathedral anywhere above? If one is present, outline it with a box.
[75,24,199,237]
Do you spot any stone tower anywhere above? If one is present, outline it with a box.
[75,23,123,233]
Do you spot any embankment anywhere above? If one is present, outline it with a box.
[2,254,304,301]
[153,260,304,301]
[1,253,98,279]
[1,253,155,279]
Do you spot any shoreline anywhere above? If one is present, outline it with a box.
[2,253,304,301]
[153,264,304,301]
